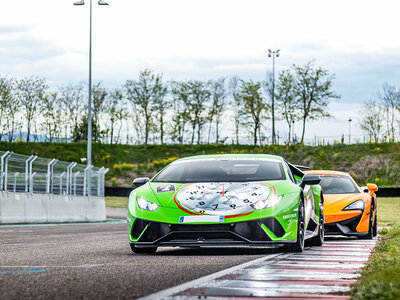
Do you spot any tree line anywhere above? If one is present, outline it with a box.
[359,83,400,143]
[0,60,340,146]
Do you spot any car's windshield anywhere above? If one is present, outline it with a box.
[153,158,285,183]
[319,175,359,194]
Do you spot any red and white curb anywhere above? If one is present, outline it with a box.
[140,237,378,299]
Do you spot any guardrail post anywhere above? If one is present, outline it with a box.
[59,172,66,195]
[13,172,19,192]
[73,171,80,196]
[46,159,58,194]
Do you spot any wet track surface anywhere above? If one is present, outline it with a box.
[0,221,273,299]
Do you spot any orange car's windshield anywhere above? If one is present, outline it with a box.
[319,175,359,194]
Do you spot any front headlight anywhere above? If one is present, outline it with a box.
[343,200,364,211]
[252,194,283,210]
[137,197,159,211]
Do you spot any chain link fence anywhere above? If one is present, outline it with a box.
[0,151,108,197]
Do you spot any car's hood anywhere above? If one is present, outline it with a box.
[149,181,287,216]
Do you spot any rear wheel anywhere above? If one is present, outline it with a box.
[373,213,378,237]
[130,244,157,254]
[307,203,324,246]
[284,199,305,252]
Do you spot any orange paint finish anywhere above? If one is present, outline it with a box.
[305,170,378,236]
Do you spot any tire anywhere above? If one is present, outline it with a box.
[130,244,157,254]
[358,207,373,240]
[284,199,305,252]
[373,213,378,237]
[307,203,324,247]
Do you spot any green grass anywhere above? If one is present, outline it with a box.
[2,141,400,187]
[378,197,400,227]
[106,196,128,208]
[351,197,400,300]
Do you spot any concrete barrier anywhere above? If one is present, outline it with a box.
[0,191,106,224]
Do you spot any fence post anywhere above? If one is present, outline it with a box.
[66,162,77,195]
[13,172,19,192]
[59,172,66,195]
[101,168,109,197]
[29,172,37,193]
[97,167,105,197]
[25,155,35,192]
[46,159,57,194]
[1,151,12,191]
[83,165,92,196]
[73,171,80,196]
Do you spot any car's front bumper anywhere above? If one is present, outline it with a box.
[324,214,368,236]
[129,217,297,247]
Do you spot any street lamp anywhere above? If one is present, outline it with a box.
[268,49,280,145]
[348,117,352,144]
[74,0,109,196]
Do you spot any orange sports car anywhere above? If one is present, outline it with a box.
[305,170,378,239]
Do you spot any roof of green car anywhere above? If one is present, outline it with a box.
[174,153,284,162]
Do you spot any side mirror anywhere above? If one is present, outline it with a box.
[133,177,150,188]
[367,183,378,193]
[301,174,321,188]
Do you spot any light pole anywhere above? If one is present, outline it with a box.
[348,117,352,144]
[74,0,109,196]
[268,49,280,145]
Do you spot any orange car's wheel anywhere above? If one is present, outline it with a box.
[373,213,378,237]
[358,207,373,240]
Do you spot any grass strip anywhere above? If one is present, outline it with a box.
[351,197,400,300]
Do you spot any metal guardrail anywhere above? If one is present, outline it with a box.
[0,151,108,197]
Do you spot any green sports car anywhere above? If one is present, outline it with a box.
[127,154,324,253]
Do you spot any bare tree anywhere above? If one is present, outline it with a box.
[377,83,400,141]
[124,69,164,147]
[275,70,300,144]
[91,82,108,142]
[152,79,168,144]
[228,76,241,144]
[187,80,210,144]
[239,80,268,146]
[17,76,47,142]
[292,61,340,143]
[359,100,383,143]
[170,81,191,144]
[208,78,226,144]
[41,91,62,142]
[59,83,85,141]
[0,76,19,141]
[105,88,128,144]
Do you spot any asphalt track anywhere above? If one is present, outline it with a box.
[0,208,376,299]
[0,209,274,299]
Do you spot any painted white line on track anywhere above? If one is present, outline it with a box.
[138,252,285,300]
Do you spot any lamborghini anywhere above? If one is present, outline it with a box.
[127,154,324,253]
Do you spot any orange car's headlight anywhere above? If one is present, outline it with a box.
[342,200,364,211]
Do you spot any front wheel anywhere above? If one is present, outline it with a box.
[130,244,158,254]
[358,208,373,240]
[284,199,305,252]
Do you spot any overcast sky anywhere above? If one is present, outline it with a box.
[1,0,400,142]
